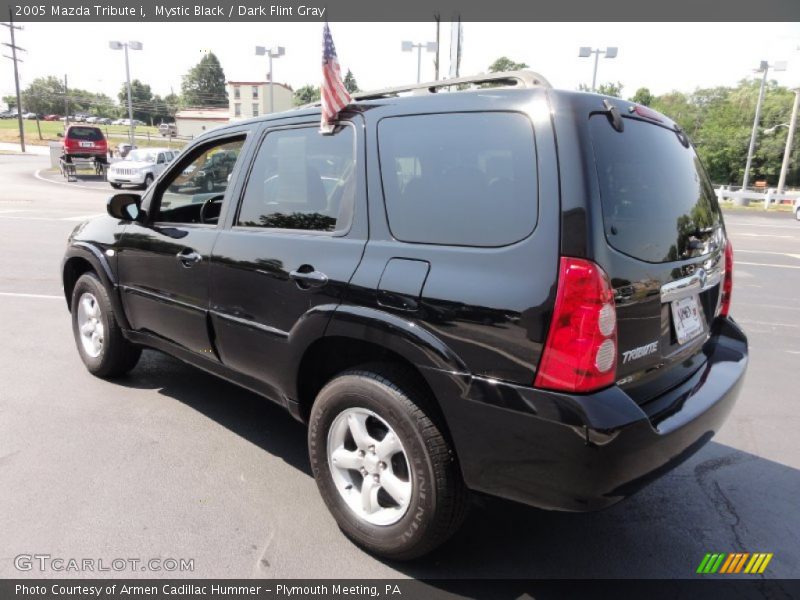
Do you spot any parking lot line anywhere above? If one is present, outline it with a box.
[62,214,104,221]
[737,261,800,269]
[0,292,63,300]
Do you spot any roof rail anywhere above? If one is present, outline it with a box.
[351,69,551,101]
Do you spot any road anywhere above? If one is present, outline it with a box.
[0,154,798,582]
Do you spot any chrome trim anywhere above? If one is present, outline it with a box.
[660,267,722,303]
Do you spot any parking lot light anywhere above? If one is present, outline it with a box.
[578,46,618,92]
[109,40,143,146]
[256,45,285,113]
[742,60,787,197]
[402,40,438,83]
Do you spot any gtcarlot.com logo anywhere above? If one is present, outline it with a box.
[696,552,773,574]
[14,554,194,573]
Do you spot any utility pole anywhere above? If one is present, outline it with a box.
[777,89,800,198]
[2,9,26,152]
[64,74,69,126]
[434,13,440,80]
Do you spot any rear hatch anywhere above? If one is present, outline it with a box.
[588,107,726,405]
[65,126,107,154]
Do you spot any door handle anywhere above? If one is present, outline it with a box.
[290,267,328,289]
[177,249,202,268]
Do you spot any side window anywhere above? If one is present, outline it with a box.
[236,125,355,233]
[378,112,538,247]
[152,137,246,225]
[157,153,165,164]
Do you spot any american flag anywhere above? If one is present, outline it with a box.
[320,23,351,133]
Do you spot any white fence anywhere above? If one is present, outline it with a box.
[716,186,800,209]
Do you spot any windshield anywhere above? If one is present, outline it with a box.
[126,150,157,163]
[590,115,722,263]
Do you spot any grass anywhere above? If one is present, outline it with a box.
[719,200,794,213]
[0,119,186,150]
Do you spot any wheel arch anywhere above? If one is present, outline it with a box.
[62,244,130,329]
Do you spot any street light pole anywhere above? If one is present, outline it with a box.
[777,89,800,198]
[255,46,285,114]
[579,46,618,92]
[592,49,600,91]
[123,43,134,146]
[402,41,437,84]
[109,40,142,147]
[742,63,770,193]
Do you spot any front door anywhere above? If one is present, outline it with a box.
[117,134,250,357]
[209,119,367,397]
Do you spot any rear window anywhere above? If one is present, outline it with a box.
[589,115,721,263]
[67,127,104,141]
[378,112,538,247]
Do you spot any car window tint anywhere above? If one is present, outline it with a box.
[154,138,245,224]
[378,112,538,247]
[589,116,722,263]
[68,127,104,141]
[237,126,355,232]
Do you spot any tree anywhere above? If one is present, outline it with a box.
[630,87,654,106]
[21,76,66,115]
[3,95,18,110]
[293,85,320,106]
[118,79,154,122]
[488,57,529,73]
[181,52,228,107]
[343,70,359,94]
[597,81,624,98]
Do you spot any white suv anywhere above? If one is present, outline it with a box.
[107,148,175,190]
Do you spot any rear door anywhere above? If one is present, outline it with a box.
[208,117,367,398]
[588,110,727,404]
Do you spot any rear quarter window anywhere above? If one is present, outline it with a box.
[589,115,721,263]
[378,112,538,247]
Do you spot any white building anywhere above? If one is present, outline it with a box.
[228,81,294,120]
[174,108,230,138]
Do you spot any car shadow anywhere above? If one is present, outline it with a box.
[119,349,311,477]
[117,350,799,582]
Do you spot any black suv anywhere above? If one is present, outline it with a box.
[62,71,748,560]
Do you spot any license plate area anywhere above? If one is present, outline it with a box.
[670,294,705,345]
[79,141,94,147]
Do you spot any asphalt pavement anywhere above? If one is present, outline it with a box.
[0,154,798,582]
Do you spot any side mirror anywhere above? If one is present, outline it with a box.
[107,193,141,221]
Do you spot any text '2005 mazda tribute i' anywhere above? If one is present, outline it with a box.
[62,71,748,559]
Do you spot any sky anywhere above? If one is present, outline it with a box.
[2,21,800,107]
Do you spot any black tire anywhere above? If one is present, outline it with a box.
[70,272,141,378]
[309,363,468,560]
[795,208,800,221]
[110,183,122,189]
[142,174,154,190]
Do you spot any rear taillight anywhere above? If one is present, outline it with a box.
[534,257,618,393]
[720,241,733,317]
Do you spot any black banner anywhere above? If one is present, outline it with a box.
[1,0,799,22]
[3,580,800,600]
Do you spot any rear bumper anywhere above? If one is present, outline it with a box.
[425,317,748,511]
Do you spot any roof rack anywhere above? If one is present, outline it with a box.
[351,69,551,101]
